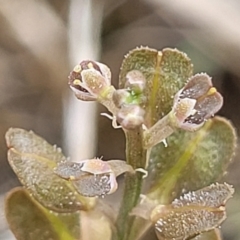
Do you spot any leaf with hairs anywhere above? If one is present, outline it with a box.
[80,210,112,240]
[6,128,95,212]
[119,47,193,126]
[153,183,233,240]
[192,229,222,240]
[5,187,80,240]
[147,117,236,203]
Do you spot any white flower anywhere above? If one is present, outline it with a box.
[171,73,223,131]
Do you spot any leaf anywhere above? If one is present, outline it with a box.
[153,183,233,240]
[6,128,95,212]
[5,187,80,240]
[6,128,67,164]
[154,205,225,240]
[119,47,193,126]
[80,211,112,240]
[147,117,237,203]
[171,182,234,208]
[192,229,222,240]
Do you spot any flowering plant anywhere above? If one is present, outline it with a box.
[5,47,236,240]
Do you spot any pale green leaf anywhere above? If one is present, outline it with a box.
[6,128,95,212]
[6,128,67,164]
[5,187,80,240]
[155,205,225,240]
[80,211,112,240]
[153,183,233,239]
[147,117,237,203]
[192,229,222,240]
[119,47,193,126]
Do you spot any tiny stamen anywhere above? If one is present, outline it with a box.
[101,113,122,129]
[135,168,148,178]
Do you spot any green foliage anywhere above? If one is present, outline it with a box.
[6,128,95,212]
[147,117,236,203]
[5,47,237,240]
[119,48,193,126]
[192,229,222,240]
[5,188,80,240]
[152,183,233,240]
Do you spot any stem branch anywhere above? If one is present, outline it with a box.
[114,127,147,240]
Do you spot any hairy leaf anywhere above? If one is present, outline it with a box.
[80,211,112,240]
[5,187,80,240]
[155,205,225,240]
[172,182,234,208]
[6,128,67,164]
[147,117,236,203]
[153,183,233,240]
[192,229,222,240]
[119,47,193,126]
[6,128,95,212]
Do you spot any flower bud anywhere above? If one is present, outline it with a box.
[124,70,146,94]
[117,105,145,129]
[68,60,111,101]
[112,89,131,108]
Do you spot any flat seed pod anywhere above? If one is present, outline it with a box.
[6,128,95,212]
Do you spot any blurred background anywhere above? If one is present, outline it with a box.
[0,0,239,239]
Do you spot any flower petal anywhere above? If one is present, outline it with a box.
[80,158,112,175]
[117,105,145,129]
[180,73,212,99]
[72,173,117,197]
[68,60,111,101]
[174,98,197,124]
[194,91,223,120]
[54,161,85,180]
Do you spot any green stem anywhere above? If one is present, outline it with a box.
[98,86,119,115]
[143,114,174,149]
[114,127,147,240]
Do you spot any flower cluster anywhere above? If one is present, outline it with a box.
[112,70,146,129]
[5,47,236,240]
